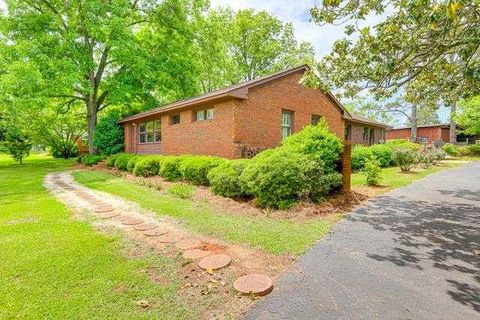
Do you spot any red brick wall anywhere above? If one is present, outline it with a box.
[386,127,446,143]
[233,72,345,153]
[346,121,385,145]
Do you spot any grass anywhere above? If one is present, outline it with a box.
[0,154,194,319]
[351,160,473,194]
[74,170,341,255]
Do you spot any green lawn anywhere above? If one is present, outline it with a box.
[351,160,473,193]
[74,170,341,255]
[0,154,193,319]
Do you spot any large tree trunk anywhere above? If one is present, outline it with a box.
[87,98,97,154]
[449,104,457,144]
[410,105,418,142]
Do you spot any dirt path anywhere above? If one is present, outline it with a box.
[44,171,291,319]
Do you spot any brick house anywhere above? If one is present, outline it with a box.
[386,124,480,144]
[119,65,390,158]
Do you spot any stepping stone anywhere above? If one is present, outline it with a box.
[121,217,144,225]
[175,239,203,250]
[198,254,231,270]
[133,223,157,231]
[157,233,182,243]
[94,205,115,213]
[144,228,169,237]
[233,274,273,296]
[98,211,120,219]
[182,249,210,260]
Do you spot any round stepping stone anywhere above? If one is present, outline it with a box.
[175,239,203,250]
[182,249,210,260]
[98,211,120,219]
[121,217,144,225]
[94,205,115,213]
[133,223,157,231]
[198,254,231,270]
[233,274,273,296]
[157,233,182,243]
[143,228,169,237]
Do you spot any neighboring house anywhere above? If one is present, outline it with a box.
[386,124,480,145]
[119,65,390,158]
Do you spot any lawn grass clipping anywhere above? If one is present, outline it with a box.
[74,170,341,255]
[0,154,193,319]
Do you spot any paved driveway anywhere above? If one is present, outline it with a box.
[246,162,480,320]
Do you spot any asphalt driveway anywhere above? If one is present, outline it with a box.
[246,162,480,320]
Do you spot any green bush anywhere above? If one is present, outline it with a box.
[468,144,480,155]
[442,143,459,156]
[106,153,122,168]
[81,154,105,166]
[167,183,196,199]
[392,148,418,172]
[3,127,32,164]
[127,156,143,173]
[50,139,79,159]
[281,121,343,173]
[180,155,225,185]
[385,139,420,151]
[159,156,185,181]
[114,153,136,171]
[133,156,164,177]
[93,110,124,155]
[207,159,250,198]
[240,149,341,209]
[352,146,374,170]
[364,158,382,186]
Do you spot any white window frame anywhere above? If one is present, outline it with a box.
[281,110,293,140]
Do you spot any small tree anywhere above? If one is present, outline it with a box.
[93,111,124,155]
[3,127,32,164]
[364,158,382,186]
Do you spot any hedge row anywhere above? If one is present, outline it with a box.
[104,122,344,209]
[442,143,480,157]
[352,139,421,170]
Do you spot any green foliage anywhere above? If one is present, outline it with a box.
[167,183,196,200]
[364,158,382,186]
[81,154,105,166]
[50,140,79,159]
[3,127,32,164]
[207,159,250,198]
[442,143,460,156]
[240,149,341,209]
[159,156,185,181]
[351,146,373,170]
[281,121,343,173]
[385,139,420,151]
[106,153,121,168]
[93,111,124,155]
[179,156,225,185]
[392,148,418,172]
[114,153,136,171]
[127,156,143,173]
[133,156,164,177]
[457,96,480,135]
[352,144,395,170]
[468,144,480,156]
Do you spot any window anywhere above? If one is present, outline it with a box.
[195,108,214,121]
[363,127,369,142]
[281,110,293,140]
[369,128,375,145]
[345,124,352,141]
[311,114,322,125]
[170,114,180,125]
[419,137,428,144]
[139,120,161,143]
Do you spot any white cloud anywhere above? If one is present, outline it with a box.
[209,0,389,58]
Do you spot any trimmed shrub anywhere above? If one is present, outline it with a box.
[127,156,143,173]
[133,156,163,177]
[207,159,250,198]
[364,158,382,186]
[81,154,105,166]
[168,183,195,199]
[392,148,418,172]
[468,144,480,156]
[106,153,122,168]
[50,139,79,159]
[240,149,341,209]
[180,155,225,185]
[352,145,374,170]
[159,156,185,181]
[281,121,343,173]
[385,139,420,151]
[442,143,459,156]
[114,153,136,171]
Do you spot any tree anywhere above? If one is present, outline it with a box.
[456,96,480,135]
[0,0,203,154]
[193,8,315,91]
[2,125,32,164]
[93,110,124,155]
[307,1,480,140]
